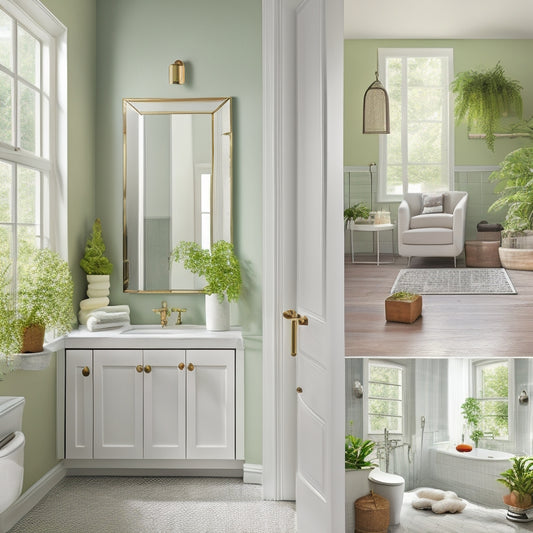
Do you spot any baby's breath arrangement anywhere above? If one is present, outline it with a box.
[171,240,241,303]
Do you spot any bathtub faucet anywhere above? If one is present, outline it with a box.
[377,428,411,472]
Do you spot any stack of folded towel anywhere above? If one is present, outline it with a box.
[85,305,131,332]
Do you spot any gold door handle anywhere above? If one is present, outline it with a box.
[82,366,90,377]
[144,365,152,374]
[178,362,185,370]
[282,309,309,356]
[296,387,303,394]
[136,364,144,373]
[188,363,194,371]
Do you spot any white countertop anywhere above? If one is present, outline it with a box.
[65,325,244,350]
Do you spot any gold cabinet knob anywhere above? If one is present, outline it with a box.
[144,365,152,374]
[82,366,90,377]
[136,364,144,373]
[187,363,194,371]
[296,387,303,394]
[178,362,185,370]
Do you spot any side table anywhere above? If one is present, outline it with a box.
[465,240,501,268]
[348,223,395,266]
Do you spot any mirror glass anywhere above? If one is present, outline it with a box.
[123,97,232,293]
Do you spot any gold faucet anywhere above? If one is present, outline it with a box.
[152,300,170,327]
[171,307,187,325]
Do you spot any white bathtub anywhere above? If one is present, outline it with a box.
[427,443,514,507]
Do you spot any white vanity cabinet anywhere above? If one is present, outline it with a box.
[63,328,243,469]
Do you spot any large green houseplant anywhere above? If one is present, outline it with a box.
[461,397,484,448]
[451,62,523,151]
[171,240,241,331]
[498,456,533,509]
[0,248,74,356]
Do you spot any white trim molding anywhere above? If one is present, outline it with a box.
[243,463,263,485]
[0,463,66,533]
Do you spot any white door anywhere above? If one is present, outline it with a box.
[93,349,144,459]
[65,349,93,459]
[143,349,186,459]
[186,350,235,460]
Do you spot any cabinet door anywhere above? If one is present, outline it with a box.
[186,350,235,459]
[65,350,93,459]
[143,349,186,459]
[93,349,144,459]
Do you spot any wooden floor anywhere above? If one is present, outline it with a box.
[345,254,533,357]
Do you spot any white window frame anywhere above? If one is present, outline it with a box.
[0,0,67,268]
[472,359,514,442]
[363,359,406,439]
[377,48,454,203]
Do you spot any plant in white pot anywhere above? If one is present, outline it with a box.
[79,218,113,323]
[0,248,75,356]
[171,240,241,331]
[345,433,377,533]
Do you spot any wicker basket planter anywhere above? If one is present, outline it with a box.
[498,247,533,271]
[355,491,390,533]
[385,293,422,324]
[21,324,45,353]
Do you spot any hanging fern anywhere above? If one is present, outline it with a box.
[451,62,523,151]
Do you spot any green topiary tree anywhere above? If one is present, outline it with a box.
[80,218,113,275]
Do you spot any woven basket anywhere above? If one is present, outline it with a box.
[354,491,390,533]
[21,324,45,353]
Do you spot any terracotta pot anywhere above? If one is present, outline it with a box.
[505,491,533,509]
[21,324,45,353]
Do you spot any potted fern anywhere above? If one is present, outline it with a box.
[451,62,523,151]
[345,433,377,533]
[498,457,533,509]
[0,249,75,354]
[79,218,113,323]
[171,240,241,331]
[344,202,370,227]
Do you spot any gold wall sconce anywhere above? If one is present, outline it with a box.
[169,60,185,85]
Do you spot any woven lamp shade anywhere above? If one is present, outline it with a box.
[363,76,390,134]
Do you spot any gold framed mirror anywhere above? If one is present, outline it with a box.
[123,97,232,293]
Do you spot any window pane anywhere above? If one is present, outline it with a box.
[370,365,402,385]
[0,10,13,70]
[17,25,40,87]
[17,166,39,225]
[408,87,444,121]
[0,225,11,267]
[370,415,402,433]
[386,166,403,196]
[480,363,508,398]
[17,224,38,264]
[370,398,401,417]
[369,382,401,400]
[408,57,444,86]
[407,165,446,193]
[408,122,443,163]
[18,82,40,154]
[0,70,13,145]
[0,160,12,223]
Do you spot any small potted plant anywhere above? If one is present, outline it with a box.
[171,240,241,331]
[79,219,113,322]
[461,397,483,448]
[498,456,533,509]
[345,432,377,533]
[0,248,75,354]
[344,202,371,227]
[385,291,422,324]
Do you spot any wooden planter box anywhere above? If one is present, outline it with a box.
[385,294,422,323]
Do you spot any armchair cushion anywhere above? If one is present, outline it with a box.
[410,213,453,230]
[402,227,454,246]
[422,193,444,214]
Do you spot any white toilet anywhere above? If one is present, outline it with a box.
[368,468,405,526]
[0,397,25,514]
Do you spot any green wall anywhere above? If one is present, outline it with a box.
[93,0,263,464]
[0,0,97,493]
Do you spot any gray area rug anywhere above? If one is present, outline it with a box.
[391,268,517,295]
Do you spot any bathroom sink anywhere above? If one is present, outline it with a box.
[120,326,203,336]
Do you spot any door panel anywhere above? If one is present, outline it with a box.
[143,349,186,459]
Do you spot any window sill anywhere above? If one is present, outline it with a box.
[15,349,52,371]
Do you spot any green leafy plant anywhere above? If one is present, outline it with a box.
[498,456,533,508]
[80,218,113,275]
[344,202,370,224]
[0,249,74,358]
[488,147,533,234]
[345,434,378,470]
[387,291,419,302]
[461,397,483,447]
[451,62,523,151]
[171,240,241,303]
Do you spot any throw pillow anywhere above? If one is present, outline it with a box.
[422,193,444,214]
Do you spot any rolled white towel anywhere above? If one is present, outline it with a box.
[90,305,131,315]
[86,316,130,332]
[79,297,110,310]
[88,311,131,323]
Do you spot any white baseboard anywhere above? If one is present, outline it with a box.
[0,462,66,533]
[243,463,263,485]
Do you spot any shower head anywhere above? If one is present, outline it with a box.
[421,416,426,429]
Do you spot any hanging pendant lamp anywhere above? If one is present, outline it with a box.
[363,71,390,134]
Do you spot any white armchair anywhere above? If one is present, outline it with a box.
[398,191,468,267]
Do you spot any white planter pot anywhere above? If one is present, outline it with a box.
[205,294,230,331]
[345,468,372,533]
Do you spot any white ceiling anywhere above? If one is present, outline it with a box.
[344,0,533,39]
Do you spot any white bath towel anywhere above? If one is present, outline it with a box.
[87,311,130,323]
[90,305,131,315]
[86,317,130,331]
